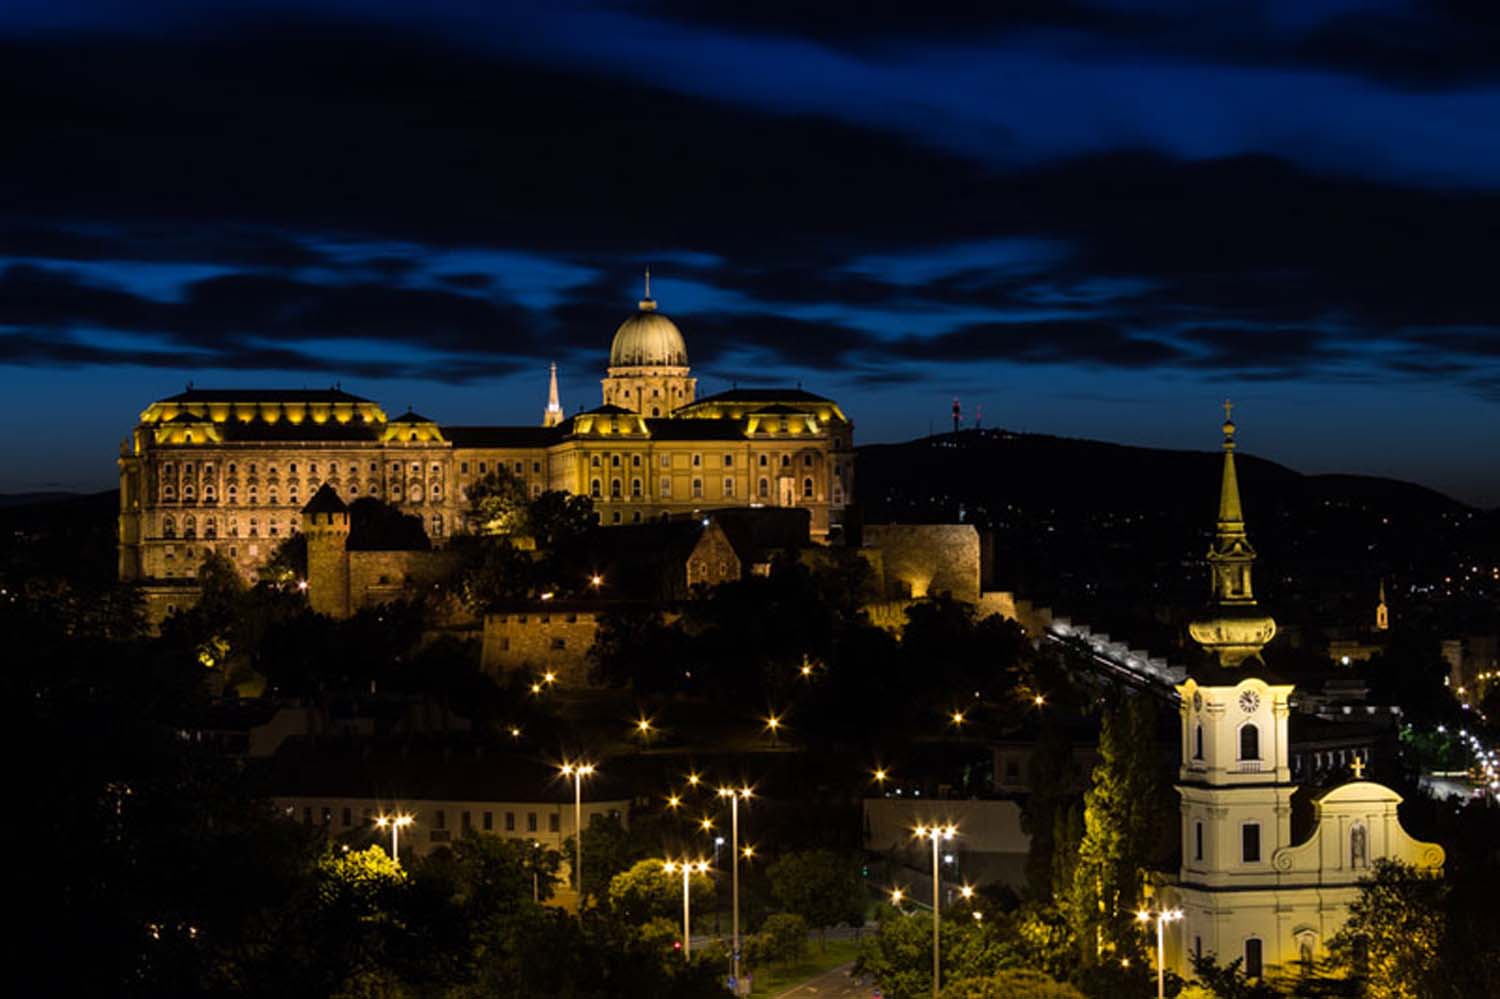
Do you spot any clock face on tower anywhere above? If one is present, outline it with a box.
[1238,690,1261,713]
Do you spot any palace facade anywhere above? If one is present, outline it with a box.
[117,287,855,619]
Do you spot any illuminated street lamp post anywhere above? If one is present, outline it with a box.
[664,859,709,957]
[914,823,958,999]
[719,786,752,989]
[560,761,596,896]
[1137,907,1184,999]
[374,813,413,863]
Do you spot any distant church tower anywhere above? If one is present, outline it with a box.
[542,362,564,428]
[1375,578,1389,632]
[1188,402,1277,665]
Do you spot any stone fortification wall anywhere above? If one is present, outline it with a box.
[863,523,981,603]
[347,549,462,610]
[481,610,600,685]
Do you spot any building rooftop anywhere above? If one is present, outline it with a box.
[442,425,564,448]
[159,388,375,404]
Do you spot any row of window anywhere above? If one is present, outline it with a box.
[588,476,818,501]
[161,460,443,478]
[298,804,559,834]
[161,514,298,540]
[1191,722,1262,762]
[460,459,543,476]
[587,452,822,471]
[1189,819,1370,869]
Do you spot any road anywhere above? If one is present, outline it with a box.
[768,962,870,999]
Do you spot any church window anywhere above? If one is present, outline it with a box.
[1244,938,1263,978]
[1350,824,1368,869]
[631,478,642,498]
[1239,723,1260,761]
[692,478,703,499]
[590,479,601,499]
[1299,937,1315,969]
[723,477,734,497]
[759,478,769,498]
[692,454,702,467]
[1194,724,1204,760]
[802,477,814,499]
[610,479,622,499]
[1194,821,1203,861]
[661,477,671,497]
[1242,822,1261,863]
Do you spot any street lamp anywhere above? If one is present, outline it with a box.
[763,713,783,746]
[719,785,753,989]
[914,823,959,999]
[873,767,890,787]
[1137,907,1184,999]
[664,859,710,958]
[373,813,414,863]
[560,761,596,897]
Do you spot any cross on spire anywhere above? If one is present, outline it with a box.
[1350,755,1366,779]
[1223,398,1234,422]
[644,266,651,300]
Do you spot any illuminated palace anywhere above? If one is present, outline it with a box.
[117,284,855,613]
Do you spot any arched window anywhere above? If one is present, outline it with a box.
[632,454,641,467]
[162,515,176,539]
[611,454,621,467]
[652,407,660,416]
[1239,723,1260,761]
[1350,824,1368,869]
[1194,723,1204,760]
[1299,937,1315,969]
[610,478,622,499]
[759,477,770,498]
[183,516,196,539]
[802,476,814,498]
[591,454,601,467]
[590,479,601,499]
[204,518,217,539]
[631,478,642,498]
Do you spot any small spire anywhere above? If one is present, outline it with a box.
[639,266,656,311]
[543,362,564,427]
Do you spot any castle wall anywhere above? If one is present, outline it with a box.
[481,610,600,685]
[863,524,982,603]
[347,550,463,610]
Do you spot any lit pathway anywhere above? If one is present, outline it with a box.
[768,963,867,999]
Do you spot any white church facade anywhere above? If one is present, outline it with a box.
[1160,407,1444,980]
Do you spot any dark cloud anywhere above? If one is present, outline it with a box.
[888,320,1183,368]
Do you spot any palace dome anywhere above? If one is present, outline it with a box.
[609,300,688,368]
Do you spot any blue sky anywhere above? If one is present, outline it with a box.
[1,1,1498,503]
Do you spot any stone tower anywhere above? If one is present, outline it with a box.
[301,484,351,618]
[1188,402,1277,666]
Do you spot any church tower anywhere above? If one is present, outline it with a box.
[542,362,564,428]
[1188,403,1277,666]
[1375,579,1389,632]
[601,271,696,416]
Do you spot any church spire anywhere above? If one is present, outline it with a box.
[1189,401,1277,666]
[542,362,564,428]
[1376,577,1389,632]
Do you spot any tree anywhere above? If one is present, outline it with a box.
[467,468,532,537]
[607,859,712,925]
[757,912,809,968]
[1066,697,1173,964]
[1327,860,1447,999]
[528,489,595,548]
[766,849,866,948]
[940,969,1085,999]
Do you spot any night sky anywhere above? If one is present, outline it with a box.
[2,1,1498,505]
